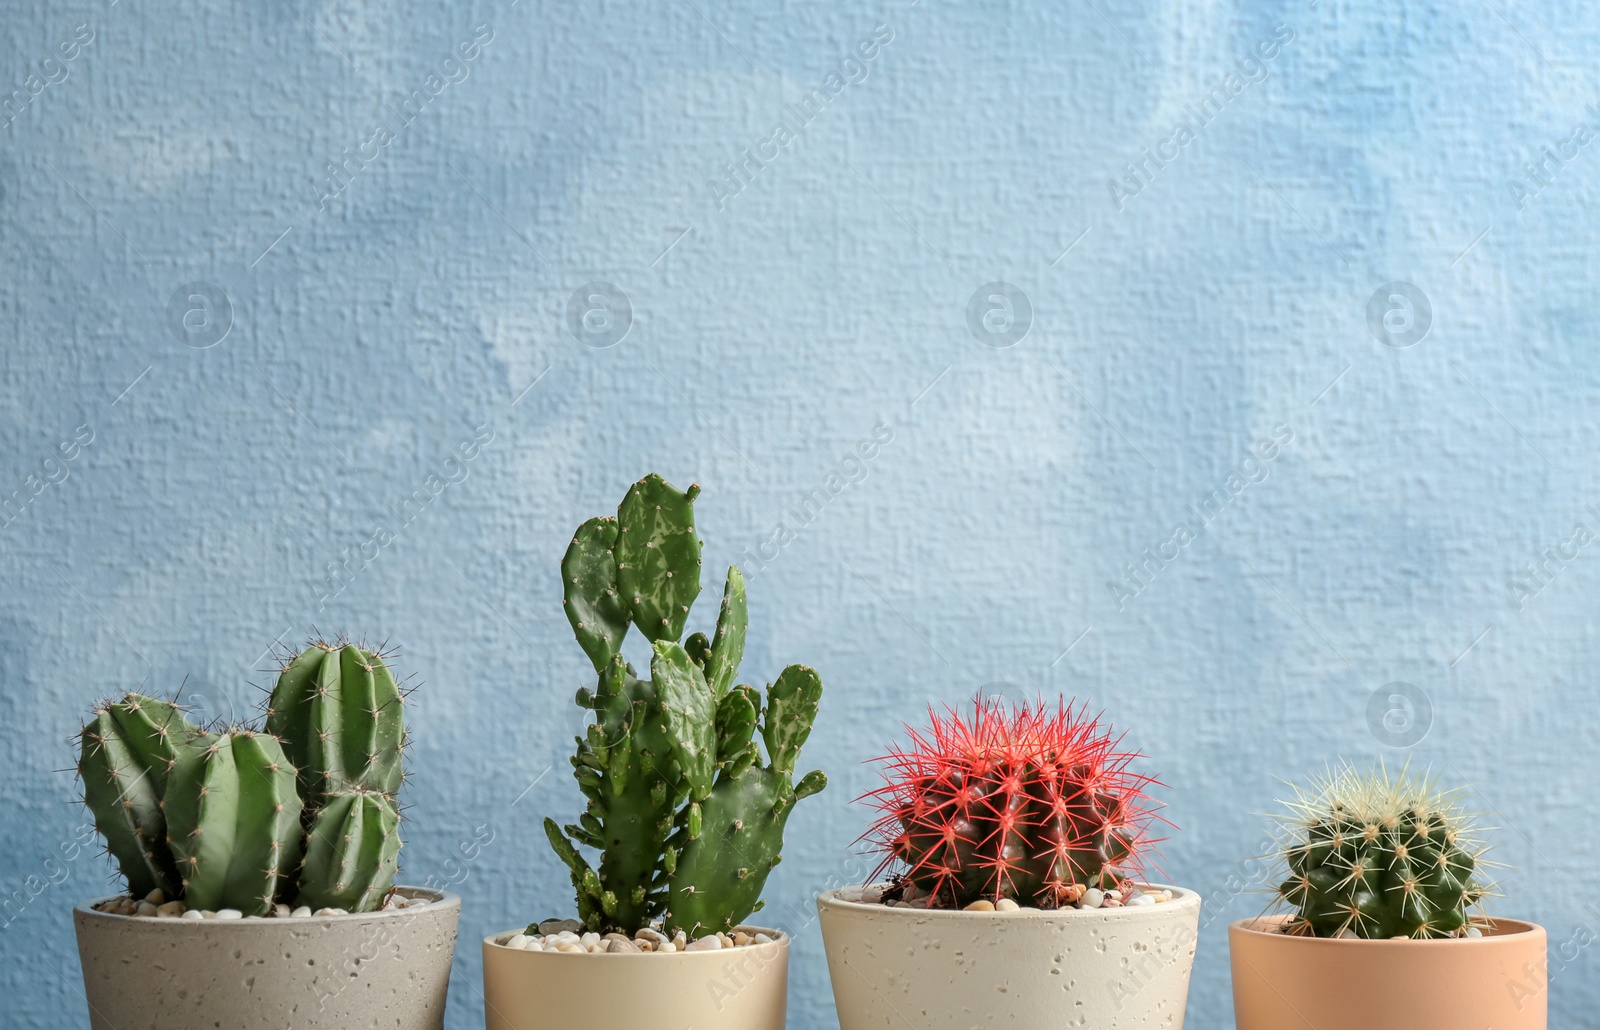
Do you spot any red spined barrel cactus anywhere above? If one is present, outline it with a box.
[861,697,1161,908]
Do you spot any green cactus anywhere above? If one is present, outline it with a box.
[1271,764,1493,939]
[164,730,304,916]
[664,668,828,936]
[265,641,405,805]
[298,788,401,912]
[542,476,826,935]
[562,517,631,673]
[614,474,703,642]
[76,694,207,899]
[76,639,412,914]
[546,654,682,932]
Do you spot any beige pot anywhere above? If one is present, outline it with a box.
[73,887,460,1030]
[817,884,1201,1029]
[1229,915,1548,1030]
[481,925,789,1029]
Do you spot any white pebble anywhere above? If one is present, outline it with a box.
[1336,929,1358,939]
[200,910,218,920]
[180,909,204,921]
[155,901,186,918]
[1106,889,1123,902]
[507,934,532,950]
[1081,889,1104,909]
[579,932,601,949]
[656,941,676,953]
[144,889,165,905]
[273,903,292,918]
[314,908,345,917]
[1127,894,1156,907]
[1466,927,1484,938]
[291,906,312,918]
[215,909,243,920]
[555,942,585,954]
[135,902,159,917]
[995,898,1020,912]
[607,938,641,953]
[964,899,996,912]
[684,935,722,952]
[635,928,668,946]
[753,933,774,945]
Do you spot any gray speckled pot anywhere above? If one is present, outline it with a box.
[73,887,460,1030]
[818,883,1201,1029]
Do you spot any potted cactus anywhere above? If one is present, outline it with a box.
[482,474,827,1030]
[1229,763,1548,1030]
[817,697,1202,1029]
[72,640,460,1030]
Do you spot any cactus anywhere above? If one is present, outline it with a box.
[542,475,826,935]
[265,640,405,805]
[164,730,304,916]
[664,664,828,937]
[76,639,411,915]
[76,694,208,899]
[860,697,1160,908]
[298,788,401,911]
[1270,763,1493,939]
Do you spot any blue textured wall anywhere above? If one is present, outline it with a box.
[3,0,1597,1026]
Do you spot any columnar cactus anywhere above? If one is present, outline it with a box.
[76,695,210,899]
[164,730,304,916]
[860,697,1160,909]
[298,787,402,912]
[1270,764,1493,939]
[543,475,828,935]
[265,641,406,804]
[75,639,410,915]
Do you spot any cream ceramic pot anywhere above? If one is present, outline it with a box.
[1230,915,1548,1030]
[817,884,1201,1029]
[482,925,788,1030]
[73,887,460,1030]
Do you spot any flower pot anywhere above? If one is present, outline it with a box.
[1229,915,1548,1030]
[817,884,1202,1029]
[73,887,460,1030]
[481,925,789,1029]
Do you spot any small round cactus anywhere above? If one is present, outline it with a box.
[1270,763,1494,939]
[860,696,1161,909]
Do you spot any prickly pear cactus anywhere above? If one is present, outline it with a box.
[543,476,827,935]
[76,694,207,899]
[665,664,828,937]
[861,697,1158,908]
[1272,764,1492,939]
[164,730,304,916]
[299,788,401,912]
[265,641,405,804]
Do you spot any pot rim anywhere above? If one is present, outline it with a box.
[1229,913,1545,943]
[816,881,1200,919]
[74,885,460,925]
[484,923,789,955]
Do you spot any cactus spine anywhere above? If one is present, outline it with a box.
[861,697,1159,908]
[164,730,304,916]
[1271,764,1493,939]
[76,640,410,915]
[543,475,827,935]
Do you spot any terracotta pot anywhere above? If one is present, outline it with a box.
[1230,915,1548,1030]
[73,887,460,1030]
[481,924,788,1029]
[817,884,1201,1029]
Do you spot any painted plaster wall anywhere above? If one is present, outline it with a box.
[1,0,1596,1026]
